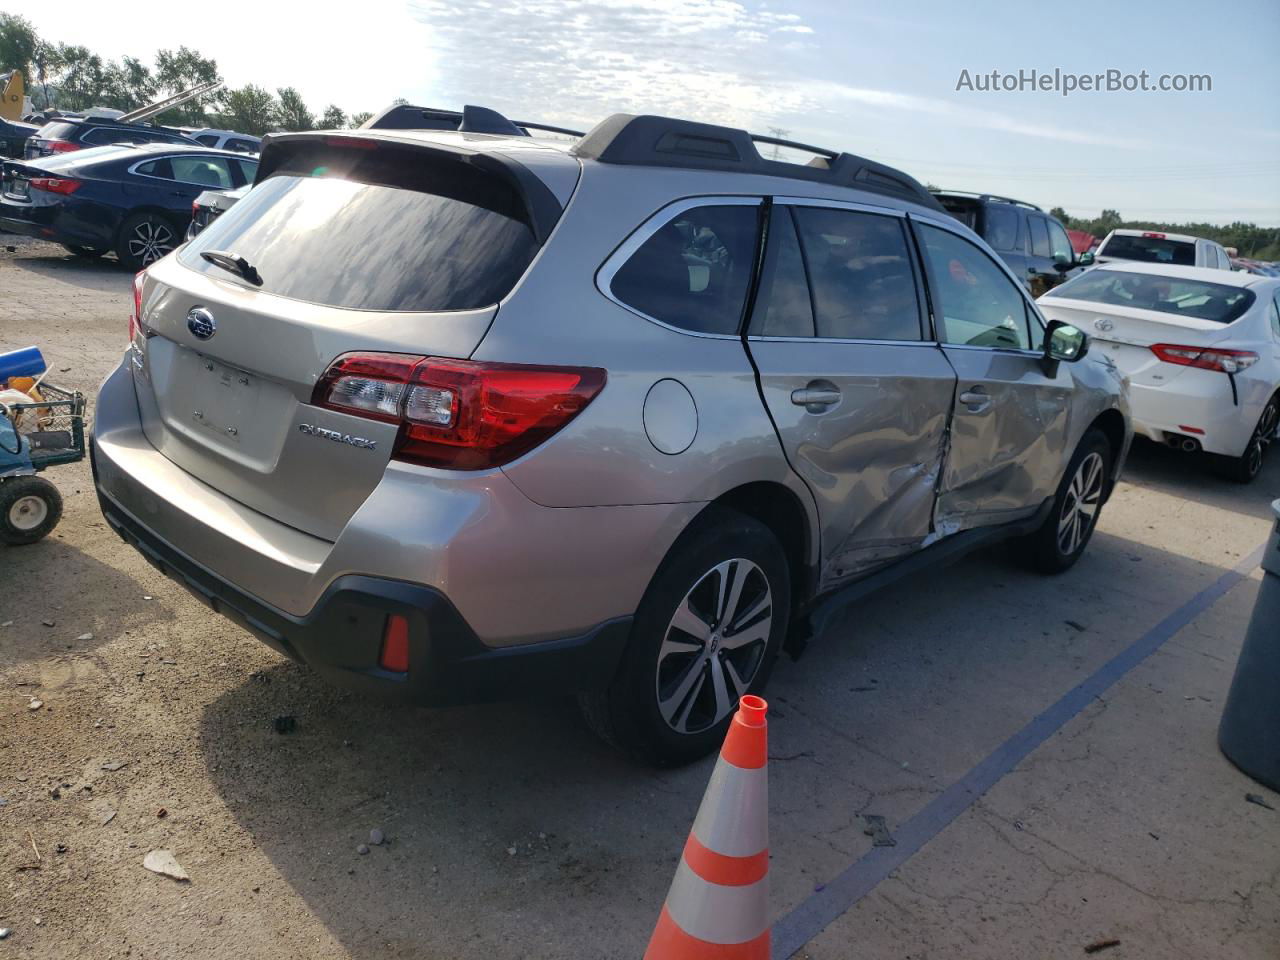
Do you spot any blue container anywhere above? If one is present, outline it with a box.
[0,346,46,381]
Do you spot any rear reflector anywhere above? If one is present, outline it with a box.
[314,353,606,469]
[379,614,410,673]
[30,176,81,195]
[1178,425,1206,435]
[1150,343,1259,374]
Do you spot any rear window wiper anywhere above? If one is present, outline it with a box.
[200,249,263,287]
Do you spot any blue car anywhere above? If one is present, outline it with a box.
[0,143,258,269]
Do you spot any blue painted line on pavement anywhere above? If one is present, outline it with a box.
[772,542,1268,958]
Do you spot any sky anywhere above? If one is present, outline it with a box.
[21,0,1280,225]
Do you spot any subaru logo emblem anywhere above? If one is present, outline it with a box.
[1093,317,1114,332]
[187,306,216,340]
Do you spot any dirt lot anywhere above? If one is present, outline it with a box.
[1,236,1277,959]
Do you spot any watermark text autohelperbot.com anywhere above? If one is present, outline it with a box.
[956,68,1211,97]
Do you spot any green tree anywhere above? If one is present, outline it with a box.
[219,84,279,136]
[320,104,347,128]
[153,46,220,124]
[29,40,63,109]
[350,110,373,127]
[1048,206,1070,224]
[0,13,39,75]
[276,86,314,131]
[54,44,107,111]
[100,56,156,111]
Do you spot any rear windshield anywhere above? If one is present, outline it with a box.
[179,158,538,312]
[1050,269,1255,323]
[1099,233,1195,266]
[35,121,81,141]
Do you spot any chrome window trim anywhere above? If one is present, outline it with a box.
[127,155,235,189]
[746,335,939,346]
[772,194,906,218]
[596,195,764,341]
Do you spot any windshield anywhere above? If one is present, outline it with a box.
[1098,233,1195,266]
[1049,269,1255,323]
[179,169,538,312]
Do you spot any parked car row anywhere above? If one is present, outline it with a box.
[1,143,258,268]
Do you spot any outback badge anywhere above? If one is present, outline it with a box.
[298,423,377,450]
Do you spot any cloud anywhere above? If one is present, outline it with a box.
[410,0,1143,151]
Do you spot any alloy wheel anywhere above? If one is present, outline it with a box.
[1058,451,1104,556]
[9,495,49,532]
[127,219,175,266]
[655,558,772,735]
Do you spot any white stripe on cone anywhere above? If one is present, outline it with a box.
[689,757,768,857]
[664,859,770,945]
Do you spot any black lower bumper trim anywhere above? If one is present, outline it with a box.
[97,490,632,706]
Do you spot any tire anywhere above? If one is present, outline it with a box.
[0,475,63,546]
[1014,429,1111,575]
[578,505,791,766]
[1210,395,1279,485]
[115,212,180,270]
[61,243,106,259]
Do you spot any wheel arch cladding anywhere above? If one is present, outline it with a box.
[710,481,813,602]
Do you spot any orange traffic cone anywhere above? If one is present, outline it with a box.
[644,695,770,959]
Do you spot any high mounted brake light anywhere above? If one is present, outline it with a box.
[1141,232,1166,239]
[1150,343,1259,374]
[313,353,606,469]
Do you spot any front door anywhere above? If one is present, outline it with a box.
[746,200,957,588]
[911,217,1075,531]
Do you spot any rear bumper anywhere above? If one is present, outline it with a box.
[97,488,632,704]
[0,197,115,249]
[1129,370,1270,457]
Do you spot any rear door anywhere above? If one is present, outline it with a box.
[1025,214,1058,297]
[745,199,957,587]
[911,216,1074,529]
[132,137,563,541]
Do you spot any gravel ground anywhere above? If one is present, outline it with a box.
[1,235,1276,960]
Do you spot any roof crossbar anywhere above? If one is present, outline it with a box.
[571,114,943,212]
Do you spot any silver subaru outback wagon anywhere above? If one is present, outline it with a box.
[92,110,1129,765]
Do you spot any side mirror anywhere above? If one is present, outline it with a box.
[1052,252,1071,271]
[1077,251,1095,267]
[1042,320,1088,375]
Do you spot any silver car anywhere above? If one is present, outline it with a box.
[93,111,1129,764]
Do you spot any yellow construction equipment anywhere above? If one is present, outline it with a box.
[1,70,25,121]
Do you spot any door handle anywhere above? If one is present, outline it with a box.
[791,386,841,412]
[959,387,991,411]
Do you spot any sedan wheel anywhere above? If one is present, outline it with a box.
[127,219,176,266]
[656,558,772,735]
[1213,396,1279,484]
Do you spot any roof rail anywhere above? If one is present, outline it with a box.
[931,189,1042,212]
[362,103,584,138]
[571,114,943,212]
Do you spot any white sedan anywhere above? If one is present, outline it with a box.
[1039,262,1280,482]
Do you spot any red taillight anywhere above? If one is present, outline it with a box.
[1151,343,1259,374]
[379,614,410,673]
[29,176,82,195]
[313,353,606,469]
[128,271,145,344]
[1141,232,1166,239]
[46,140,81,154]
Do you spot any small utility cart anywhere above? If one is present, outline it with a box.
[0,378,86,546]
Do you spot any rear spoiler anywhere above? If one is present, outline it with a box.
[255,131,566,244]
[361,103,584,139]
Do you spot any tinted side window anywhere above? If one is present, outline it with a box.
[1028,216,1051,258]
[791,207,922,341]
[195,134,219,146]
[1047,220,1073,261]
[227,139,258,153]
[234,158,258,183]
[611,205,758,335]
[1270,295,1280,339]
[171,156,233,188]
[917,223,1031,350]
[982,205,1019,251]
[133,158,174,180]
[748,207,814,337]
